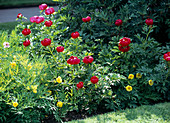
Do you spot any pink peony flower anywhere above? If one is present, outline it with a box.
[30,16,44,24]
[39,3,48,10]
[45,7,55,15]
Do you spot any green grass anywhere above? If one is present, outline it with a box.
[0,22,19,32]
[0,21,31,33]
[67,102,170,123]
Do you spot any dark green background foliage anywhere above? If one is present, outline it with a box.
[0,0,55,8]
[55,0,169,45]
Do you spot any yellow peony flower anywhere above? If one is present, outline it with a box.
[149,80,154,86]
[56,76,62,83]
[47,90,52,95]
[136,73,142,79]
[133,65,136,68]
[26,86,30,90]
[13,102,18,107]
[33,89,37,93]
[57,101,63,108]
[125,85,132,92]
[31,85,38,90]
[45,84,48,86]
[10,62,16,69]
[128,74,134,79]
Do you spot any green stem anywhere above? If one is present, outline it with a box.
[78,63,84,68]
[49,46,57,63]
[20,18,23,23]
[60,53,65,62]
[143,26,153,49]
[75,38,80,53]
[100,40,103,47]
[88,23,92,35]
[72,65,75,80]
[145,26,152,42]
[166,62,170,79]
[82,23,85,30]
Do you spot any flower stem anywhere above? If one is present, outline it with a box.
[145,26,152,42]
[72,65,75,80]
[144,26,153,50]
[166,62,170,79]
[49,46,57,62]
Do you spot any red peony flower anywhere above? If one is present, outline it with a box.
[90,76,99,84]
[82,16,91,22]
[82,18,87,22]
[145,18,153,25]
[163,52,170,61]
[86,16,91,22]
[77,81,84,89]
[41,38,51,47]
[23,40,30,47]
[115,19,123,26]
[119,37,131,47]
[118,45,130,52]
[39,3,48,10]
[56,46,64,52]
[22,28,31,36]
[83,56,94,64]
[67,56,80,65]
[45,20,53,27]
[71,31,80,39]
[45,7,55,15]
[17,13,22,18]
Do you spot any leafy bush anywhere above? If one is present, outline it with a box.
[0,6,123,122]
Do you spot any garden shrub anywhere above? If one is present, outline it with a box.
[0,2,169,122]
[0,7,124,122]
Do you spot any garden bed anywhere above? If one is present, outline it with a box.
[0,1,169,123]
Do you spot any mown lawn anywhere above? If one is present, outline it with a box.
[0,21,31,33]
[67,102,170,123]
